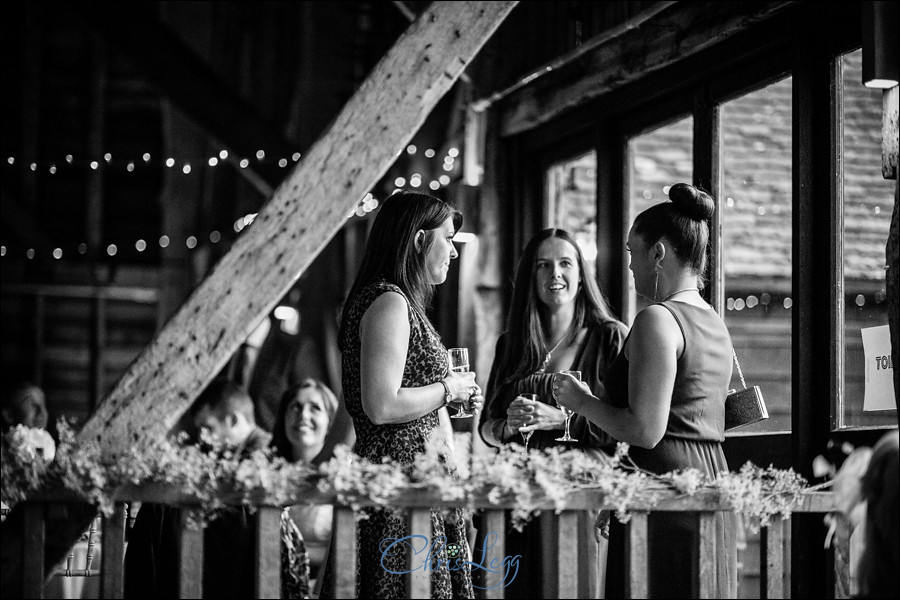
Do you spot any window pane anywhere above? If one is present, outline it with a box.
[626,116,693,323]
[721,76,793,434]
[546,151,598,268]
[839,48,897,428]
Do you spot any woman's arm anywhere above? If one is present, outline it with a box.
[479,335,517,447]
[360,292,475,425]
[569,321,629,447]
[556,306,680,448]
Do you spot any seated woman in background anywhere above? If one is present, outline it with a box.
[271,379,340,592]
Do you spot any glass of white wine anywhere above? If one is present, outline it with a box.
[447,348,474,419]
[518,393,538,452]
[555,370,580,442]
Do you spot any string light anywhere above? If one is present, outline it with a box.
[2,146,302,175]
[2,139,461,261]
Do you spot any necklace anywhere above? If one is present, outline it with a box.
[660,287,699,302]
[540,332,568,371]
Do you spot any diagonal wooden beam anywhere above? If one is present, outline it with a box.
[78,0,518,452]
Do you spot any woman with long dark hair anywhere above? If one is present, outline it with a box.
[333,190,478,598]
[477,227,626,597]
[480,227,625,449]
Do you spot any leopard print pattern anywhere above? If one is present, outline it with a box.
[340,279,474,599]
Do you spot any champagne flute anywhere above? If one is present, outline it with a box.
[447,348,474,419]
[555,370,580,442]
[518,393,538,452]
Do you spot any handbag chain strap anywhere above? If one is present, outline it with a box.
[732,348,748,390]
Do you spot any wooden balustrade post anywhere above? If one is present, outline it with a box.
[625,511,649,599]
[407,508,432,599]
[481,509,506,599]
[556,511,579,598]
[22,503,46,599]
[178,510,204,599]
[578,510,601,598]
[100,502,127,598]
[332,507,357,598]
[254,506,282,599]
[761,518,787,599]
[697,512,717,599]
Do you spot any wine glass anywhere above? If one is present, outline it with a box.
[555,370,580,442]
[447,348,474,419]
[518,393,538,452]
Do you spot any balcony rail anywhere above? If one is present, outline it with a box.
[5,485,837,599]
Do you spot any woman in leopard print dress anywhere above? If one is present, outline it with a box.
[335,190,479,599]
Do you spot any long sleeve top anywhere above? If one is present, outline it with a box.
[479,320,627,451]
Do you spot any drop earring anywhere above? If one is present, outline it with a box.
[653,267,660,302]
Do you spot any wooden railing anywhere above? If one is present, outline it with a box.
[6,487,837,599]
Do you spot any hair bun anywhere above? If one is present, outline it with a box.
[668,183,715,221]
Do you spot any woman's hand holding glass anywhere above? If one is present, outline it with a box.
[552,370,586,442]
[508,394,567,435]
[443,367,483,417]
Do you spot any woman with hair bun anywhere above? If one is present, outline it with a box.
[555,183,737,597]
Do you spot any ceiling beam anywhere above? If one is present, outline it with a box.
[496,1,796,137]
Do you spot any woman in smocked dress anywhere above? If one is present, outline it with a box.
[555,183,738,598]
[336,190,479,598]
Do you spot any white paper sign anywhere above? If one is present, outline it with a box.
[860,325,895,411]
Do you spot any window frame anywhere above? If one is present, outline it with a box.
[496,4,890,597]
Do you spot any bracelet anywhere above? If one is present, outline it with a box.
[439,379,453,407]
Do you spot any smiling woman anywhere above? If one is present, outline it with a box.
[271,379,340,593]
[272,379,339,465]
[477,227,627,597]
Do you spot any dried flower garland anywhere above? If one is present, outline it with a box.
[2,420,813,531]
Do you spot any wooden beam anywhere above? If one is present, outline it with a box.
[3,7,517,588]
[498,1,795,137]
[884,87,899,179]
[77,0,518,449]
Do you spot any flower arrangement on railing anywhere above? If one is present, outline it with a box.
[2,420,814,532]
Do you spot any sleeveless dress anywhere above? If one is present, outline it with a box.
[340,279,474,599]
[604,301,738,598]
